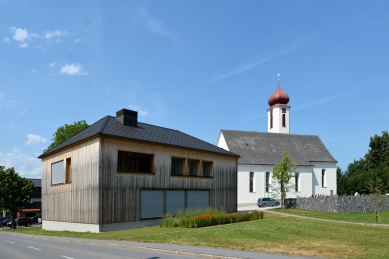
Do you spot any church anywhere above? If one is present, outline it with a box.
[217,83,337,206]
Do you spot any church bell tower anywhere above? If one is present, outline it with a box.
[267,82,290,134]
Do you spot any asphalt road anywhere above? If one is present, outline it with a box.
[0,231,317,259]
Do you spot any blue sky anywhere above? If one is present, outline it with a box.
[1,1,388,178]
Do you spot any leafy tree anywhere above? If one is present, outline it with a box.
[271,151,299,209]
[336,167,347,195]
[0,166,35,228]
[44,120,89,153]
[365,131,389,169]
[341,131,389,195]
[368,167,387,223]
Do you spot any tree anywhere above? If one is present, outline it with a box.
[368,167,387,223]
[340,131,389,195]
[271,151,299,209]
[44,120,89,153]
[0,166,35,228]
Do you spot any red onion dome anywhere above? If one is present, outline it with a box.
[268,85,290,106]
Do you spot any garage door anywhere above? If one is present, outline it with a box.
[166,190,185,216]
[141,190,163,219]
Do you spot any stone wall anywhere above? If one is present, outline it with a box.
[284,195,389,213]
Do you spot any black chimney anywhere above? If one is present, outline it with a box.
[116,109,138,127]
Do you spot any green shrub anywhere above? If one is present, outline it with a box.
[161,209,264,228]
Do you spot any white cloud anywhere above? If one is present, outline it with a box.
[20,108,28,114]
[75,38,82,43]
[129,105,148,116]
[25,134,47,146]
[11,27,29,42]
[148,20,170,36]
[0,147,42,178]
[18,42,28,48]
[44,30,71,39]
[4,37,10,43]
[206,33,316,84]
[60,63,87,76]
[49,61,58,67]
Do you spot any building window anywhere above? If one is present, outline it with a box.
[322,169,326,187]
[270,110,273,129]
[295,173,299,192]
[51,160,64,185]
[189,160,199,176]
[249,172,255,192]
[202,161,212,177]
[117,151,154,173]
[266,172,270,192]
[66,158,72,183]
[282,114,286,127]
[171,158,185,175]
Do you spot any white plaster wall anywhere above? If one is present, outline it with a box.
[237,164,317,204]
[268,106,290,134]
[237,165,266,204]
[43,220,100,233]
[312,162,337,196]
[216,132,229,151]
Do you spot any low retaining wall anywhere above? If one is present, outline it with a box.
[284,195,389,213]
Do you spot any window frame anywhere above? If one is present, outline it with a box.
[322,169,326,187]
[66,158,72,183]
[188,159,199,177]
[249,171,255,193]
[171,157,185,176]
[265,172,271,193]
[202,161,213,178]
[117,150,154,174]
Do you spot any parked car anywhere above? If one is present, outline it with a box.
[30,216,41,225]
[1,219,10,228]
[257,197,280,207]
[6,217,31,227]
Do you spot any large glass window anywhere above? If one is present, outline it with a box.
[117,151,153,173]
[295,173,299,192]
[51,160,64,185]
[322,169,326,187]
[171,158,184,175]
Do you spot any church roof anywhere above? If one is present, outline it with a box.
[220,130,337,166]
[268,85,290,106]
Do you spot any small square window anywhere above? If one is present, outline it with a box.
[189,160,199,176]
[171,158,184,175]
[202,161,212,177]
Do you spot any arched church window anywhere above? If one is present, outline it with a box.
[282,114,286,127]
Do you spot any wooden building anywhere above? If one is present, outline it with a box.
[39,109,238,232]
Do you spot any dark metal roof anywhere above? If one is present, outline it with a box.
[220,130,337,166]
[38,116,238,158]
[27,178,41,187]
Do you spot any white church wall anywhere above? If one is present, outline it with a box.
[312,162,337,196]
[237,164,268,205]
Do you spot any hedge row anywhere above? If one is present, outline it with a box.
[161,210,264,228]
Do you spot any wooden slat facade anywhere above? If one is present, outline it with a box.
[42,136,237,228]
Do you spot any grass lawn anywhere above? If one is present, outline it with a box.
[273,208,389,224]
[6,213,389,259]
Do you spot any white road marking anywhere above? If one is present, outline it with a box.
[27,246,41,250]
[5,240,15,243]
[61,256,75,259]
